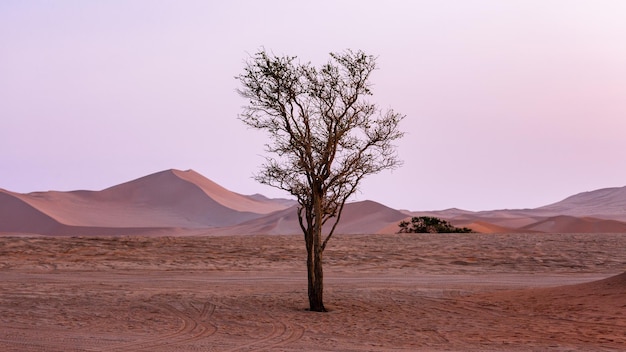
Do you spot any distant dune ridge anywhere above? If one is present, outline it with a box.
[1,169,626,236]
[0,169,296,236]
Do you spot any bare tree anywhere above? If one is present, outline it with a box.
[237,49,404,312]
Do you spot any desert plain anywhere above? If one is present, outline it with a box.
[1,232,625,351]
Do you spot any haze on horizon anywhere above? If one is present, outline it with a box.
[1,1,625,212]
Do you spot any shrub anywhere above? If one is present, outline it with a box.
[398,216,473,233]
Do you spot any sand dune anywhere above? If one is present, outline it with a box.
[407,209,546,232]
[521,215,626,233]
[322,200,408,234]
[0,169,294,235]
[169,169,292,214]
[211,200,408,235]
[458,220,521,234]
[410,185,626,233]
[2,169,626,236]
[208,205,302,235]
[538,185,626,221]
[0,189,60,234]
[424,209,626,234]
[0,170,410,236]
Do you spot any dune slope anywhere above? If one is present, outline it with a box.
[212,200,408,235]
[538,186,626,221]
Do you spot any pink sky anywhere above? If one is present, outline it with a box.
[1,1,625,211]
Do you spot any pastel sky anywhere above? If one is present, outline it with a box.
[2,1,625,211]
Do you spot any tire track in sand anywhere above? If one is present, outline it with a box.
[103,300,217,352]
[223,313,305,352]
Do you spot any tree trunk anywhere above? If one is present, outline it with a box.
[307,186,326,312]
[307,233,325,311]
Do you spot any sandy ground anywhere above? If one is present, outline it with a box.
[1,233,625,351]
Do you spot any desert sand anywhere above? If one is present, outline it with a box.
[1,233,625,351]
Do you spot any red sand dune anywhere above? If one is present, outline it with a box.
[0,189,61,234]
[407,209,546,231]
[0,169,410,236]
[170,169,289,214]
[2,169,626,236]
[420,205,626,234]
[521,215,626,233]
[323,200,408,234]
[459,220,521,234]
[538,185,626,221]
[208,205,302,235]
[0,169,294,235]
[211,200,407,235]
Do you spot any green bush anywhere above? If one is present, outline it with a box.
[398,216,473,233]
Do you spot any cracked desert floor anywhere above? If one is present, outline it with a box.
[1,233,625,351]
